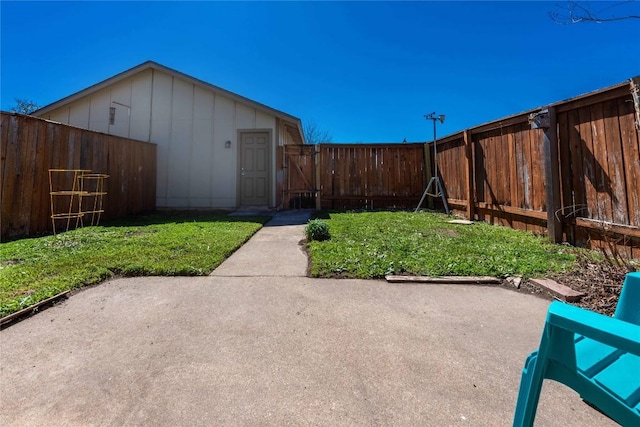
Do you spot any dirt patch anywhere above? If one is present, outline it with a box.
[508,253,635,317]
[548,253,634,316]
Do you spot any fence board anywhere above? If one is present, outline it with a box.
[591,102,613,223]
[281,144,317,209]
[618,98,640,228]
[433,78,639,256]
[1,116,18,235]
[20,120,37,234]
[318,144,425,210]
[32,125,49,232]
[1,113,156,240]
[602,99,628,225]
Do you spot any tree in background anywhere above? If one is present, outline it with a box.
[11,98,41,114]
[550,0,639,24]
[303,119,333,145]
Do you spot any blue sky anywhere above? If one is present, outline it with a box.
[1,1,638,142]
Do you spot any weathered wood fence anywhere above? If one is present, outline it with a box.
[1,113,156,240]
[279,143,428,210]
[319,144,427,209]
[282,77,639,258]
[436,78,640,258]
[278,144,319,210]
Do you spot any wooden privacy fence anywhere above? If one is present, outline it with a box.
[279,143,428,211]
[278,144,319,210]
[435,77,640,258]
[1,112,156,240]
[318,144,427,209]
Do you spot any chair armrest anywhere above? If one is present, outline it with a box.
[547,301,640,356]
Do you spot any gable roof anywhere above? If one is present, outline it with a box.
[35,60,305,144]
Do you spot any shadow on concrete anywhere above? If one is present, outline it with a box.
[265,210,313,227]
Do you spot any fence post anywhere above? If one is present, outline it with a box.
[423,142,434,209]
[542,106,563,243]
[315,144,322,210]
[464,129,475,220]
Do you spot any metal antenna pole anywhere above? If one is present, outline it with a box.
[415,113,450,214]
[432,117,438,182]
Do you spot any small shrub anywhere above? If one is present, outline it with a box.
[305,219,331,242]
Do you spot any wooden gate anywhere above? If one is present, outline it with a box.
[282,145,318,209]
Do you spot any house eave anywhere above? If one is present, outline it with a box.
[34,60,305,143]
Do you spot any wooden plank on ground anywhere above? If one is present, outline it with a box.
[0,291,70,328]
[385,275,501,284]
[530,278,585,302]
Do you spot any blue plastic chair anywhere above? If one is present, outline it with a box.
[513,272,640,426]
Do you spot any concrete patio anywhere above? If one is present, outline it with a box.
[0,212,615,426]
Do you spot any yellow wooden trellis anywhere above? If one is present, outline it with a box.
[48,169,109,235]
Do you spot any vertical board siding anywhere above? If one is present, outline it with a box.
[435,80,639,256]
[619,98,640,229]
[282,144,317,209]
[1,113,156,240]
[437,136,466,202]
[317,144,426,209]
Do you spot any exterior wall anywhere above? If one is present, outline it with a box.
[42,69,279,208]
[277,119,297,146]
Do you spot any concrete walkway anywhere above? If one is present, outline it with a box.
[0,211,614,426]
[211,210,312,277]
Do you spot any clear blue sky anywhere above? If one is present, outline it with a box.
[1,1,638,142]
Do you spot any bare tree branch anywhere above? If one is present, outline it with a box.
[11,98,41,114]
[303,119,333,145]
[550,0,640,24]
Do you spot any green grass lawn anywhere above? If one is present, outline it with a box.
[307,211,578,279]
[0,212,269,317]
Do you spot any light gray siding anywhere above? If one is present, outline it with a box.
[41,68,283,208]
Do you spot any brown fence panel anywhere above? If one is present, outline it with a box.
[279,80,639,257]
[438,117,548,233]
[1,112,156,240]
[435,78,639,257]
[318,143,426,210]
[281,144,317,209]
[436,134,466,202]
[556,83,640,258]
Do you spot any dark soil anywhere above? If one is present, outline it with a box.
[523,252,636,317]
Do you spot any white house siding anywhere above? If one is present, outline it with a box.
[41,67,282,208]
[190,87,215,208]
[129,70,152,142]
[149,71,172,207]
[89,91,111,133]
[68,98,90,129]
[48,108,68,124]
[277,119,298,146]
[210,95,237,207]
